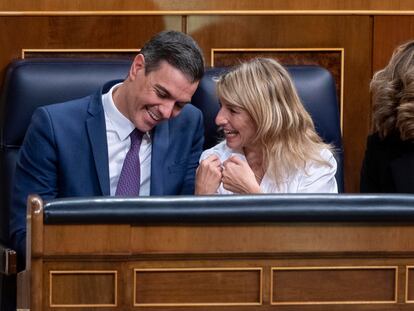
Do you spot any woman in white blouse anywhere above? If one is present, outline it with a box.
[195,58,337,194]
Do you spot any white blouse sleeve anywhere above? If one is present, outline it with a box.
[297,149,338,193]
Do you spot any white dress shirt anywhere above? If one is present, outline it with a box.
[200,141,338,194]
[102,83,152,196]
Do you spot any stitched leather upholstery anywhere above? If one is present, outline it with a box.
[44,194,414,224]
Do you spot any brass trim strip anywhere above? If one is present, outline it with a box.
[211,47,344,133]
[270,266,398,305]
[406,266,414,303]
[133,267,262,307]
[22,48,139,59]
[49,270,118,308]
[2,10,414,16]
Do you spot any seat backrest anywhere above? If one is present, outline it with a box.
[0,59,343,231]
[0,60,344,241]
[191,67,344,192]
[0,58,343,309]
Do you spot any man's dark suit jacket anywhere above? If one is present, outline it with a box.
[360,132,414,193]
[10,80,204,268]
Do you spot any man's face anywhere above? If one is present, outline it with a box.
[118,54,199,132]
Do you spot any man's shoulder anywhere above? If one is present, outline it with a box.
[38,80,119,116]
[169,104,202,126]
[42,95,92,112]
[30,93,97,132]
[37,90,103,122]
[182,103,202,116]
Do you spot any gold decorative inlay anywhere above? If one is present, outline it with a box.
[133,267,262,307]
[2,10,414,16]
[271,266,398,305]
[22,48,139,59]
[406,266,414,303]
[49,270,118,308]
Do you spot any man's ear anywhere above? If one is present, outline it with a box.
[129,54,145,81]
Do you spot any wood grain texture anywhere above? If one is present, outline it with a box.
[44,224,132,254]
[134,269,261,305]
[129,224,414,254]
[30,220,414,310]
[50,271,116,306]
[0,15,181,87]
[188,15,372,192]
[1,0,414,12]
[272,267,396,303]
[373,16,414,73]
[42,223,414,255]
[407,267,414,302]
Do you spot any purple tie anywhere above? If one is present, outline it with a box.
[115,129,144,196]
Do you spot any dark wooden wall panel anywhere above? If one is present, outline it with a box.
[373,16,414,74]
[0,15,181,86]
[188,15,372,192]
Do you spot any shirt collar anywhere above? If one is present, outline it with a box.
[102,82,151,141]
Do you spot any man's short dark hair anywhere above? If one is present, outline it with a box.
[139,30,205,83]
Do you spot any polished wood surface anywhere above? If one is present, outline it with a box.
[0,15,180,87]
[2,0,414,12]
[50,271,117,306]
[18,197,414,310]
[272,267,396,303]
[373,16,414,73]
[134,269,261,305]
[45,224,414,254]
[408,267,414,302]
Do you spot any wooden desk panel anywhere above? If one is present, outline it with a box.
[16,196,414,310]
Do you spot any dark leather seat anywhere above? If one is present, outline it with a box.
[0,58,343,309]
[44,194,414,224]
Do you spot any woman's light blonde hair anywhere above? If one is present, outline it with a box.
[216,57,333,186]
[371,40,414,140]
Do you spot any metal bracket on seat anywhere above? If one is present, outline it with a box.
[1,246,17,275]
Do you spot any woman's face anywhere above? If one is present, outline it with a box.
[215,98,257,152]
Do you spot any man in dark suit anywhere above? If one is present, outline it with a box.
[10,30,205,270]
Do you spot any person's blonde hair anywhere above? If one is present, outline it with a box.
[371,40,414,140]
[216,57,333,186]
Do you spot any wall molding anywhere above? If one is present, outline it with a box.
[2,10,414,16]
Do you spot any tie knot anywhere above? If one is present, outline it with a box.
[130,128,144,145]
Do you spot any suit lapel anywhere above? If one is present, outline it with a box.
[150,121,169,195]
[86,89,110,196]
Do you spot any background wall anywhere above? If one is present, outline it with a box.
[1,0,414,192]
